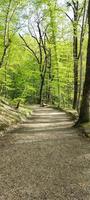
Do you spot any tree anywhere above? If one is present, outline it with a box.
[0,0,88,112]
[48,0,60,107]
[19,4,50,104]
[0,0,12,67]
[77,0,90,123]
[65,0,87,109]
[0,0,27,68]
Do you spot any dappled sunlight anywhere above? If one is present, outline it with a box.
[9,107,76,144]
[0,0,89,198]
[21,121,73,128]
[0,107,90,200]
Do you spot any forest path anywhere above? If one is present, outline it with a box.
[0,106,90,200]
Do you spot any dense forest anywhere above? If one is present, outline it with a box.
[0,0,90,124]
[0,1,90,199]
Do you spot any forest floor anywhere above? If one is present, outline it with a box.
[0,106,90,200]
[0,99,32,134]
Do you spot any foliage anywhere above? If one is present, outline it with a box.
[0,0,89,112]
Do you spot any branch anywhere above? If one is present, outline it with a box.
[28,19,44,68]
[65,12,73,23]
[78,6,84,21]
[28,20,40,46]
[19,34,40,64]
[59,7,73,23]
[72,0,76,10]
[37,22,44,67]
[37,21,47,54]
[9,4,18,21]
[67,1,75,11]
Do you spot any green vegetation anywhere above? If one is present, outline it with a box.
[0,97,32,134]
[0,0,90,126]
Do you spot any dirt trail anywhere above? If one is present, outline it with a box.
[0,106,90,200]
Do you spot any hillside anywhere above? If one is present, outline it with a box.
[0,98,32,135]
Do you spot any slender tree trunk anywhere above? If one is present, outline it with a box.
[73,7,78,109]
[49,1,60,107]
[4,62,7,98]
[0,0,11,68]
[78,0,90,123]
[47,49,52,103]
[0,46,9,67]
[39,76,45,104]
[39,73,47,105]
[39,54,47,104]
[77,0,87,112]
[77,53,83,112]
[73,57,78,109]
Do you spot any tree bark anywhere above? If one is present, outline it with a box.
[39,55,47,104]
[77,0,87,111]
[0,0,12,68]
[72,2,79,109]
[77,53,83,112]
[47,49,52,103]
[65,1,87,110]
[78,0,90,123]
[0,45,9,67]
[39,75,45,104]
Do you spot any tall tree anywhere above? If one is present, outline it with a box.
[0,0,12,67]
[19,16,49,104]
[65,0,87,109]
[77,0,90,123]
[48,0,60,107]
[0,0,25,68]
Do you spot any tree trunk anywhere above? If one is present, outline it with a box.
[77,0,87,112]
[49,1,60,107]
[77,53,83,112]
[0,45,9,67]
[39,55,47,104]
[47,49,52,103]
[39,75,45,104]
[78,0,90,123]
[73,8,78,109]
[73,57,78,109]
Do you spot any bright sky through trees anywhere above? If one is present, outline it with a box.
[0,0,89,123]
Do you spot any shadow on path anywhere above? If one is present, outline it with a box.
[0,106,90,200]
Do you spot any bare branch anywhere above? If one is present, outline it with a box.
[65,12,73,23]
[37,22,43,44]
[67,1,75,11]
[28,20,40,46]
[19,34,40,64]
[9,4,18,21]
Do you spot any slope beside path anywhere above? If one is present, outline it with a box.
[0,106,90,200]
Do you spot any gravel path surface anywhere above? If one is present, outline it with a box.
[0,106,90,200]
